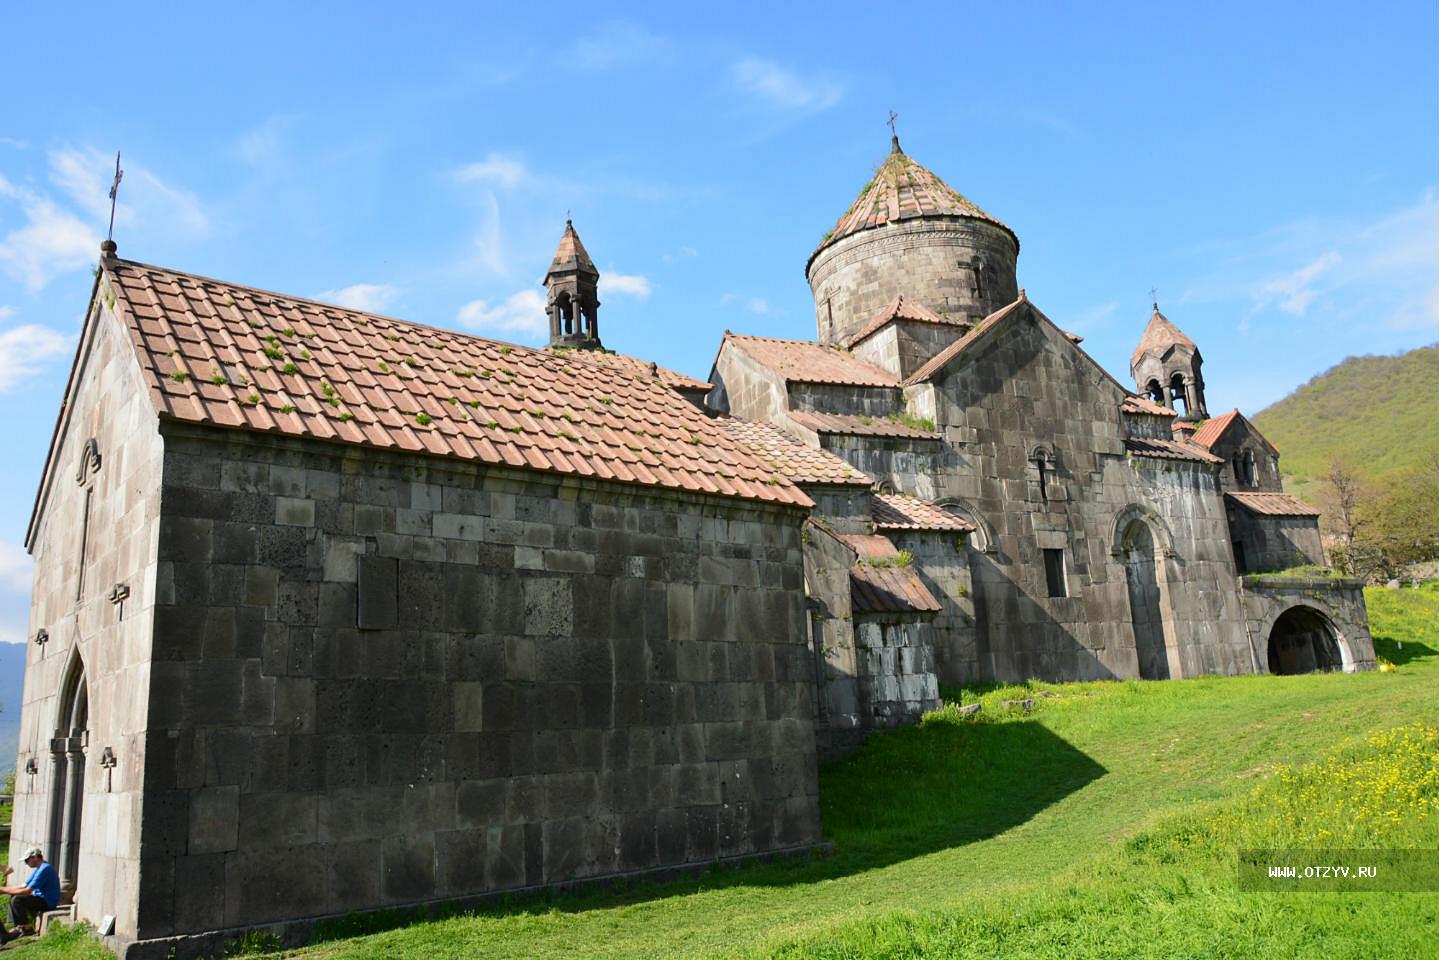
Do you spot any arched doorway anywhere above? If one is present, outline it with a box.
[48,655,88,904]
[1121,520,1169,679]
[1267,607,1342,675]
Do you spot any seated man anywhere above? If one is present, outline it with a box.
[0,848,60,941]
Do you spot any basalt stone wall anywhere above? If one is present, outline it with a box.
[1227,509,1325,573]
[889,530,977,685]
[852,618,941,724]
[1239,577,1376,673]
[808,218,1019,346]
[134,424,821,952]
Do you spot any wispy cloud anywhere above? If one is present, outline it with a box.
[730,58,842,112]
[1255,251,1342,316]
[1071,301,1119,332]
[456,289,548,337]
[50,147,207,236]
[0,323,73,392]
[455,153,529,190]
[601,271,651,299]
[0,540,33,593]
[0,175,99,290]
[661,246,698,265]
[317,283,399,313]
[570,22,671,70]
[721,293,772,315]
[0,138,28,150]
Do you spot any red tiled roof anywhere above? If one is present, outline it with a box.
[812,139,1015,268]
[903,296,1027,385]
[556,348,711,394]
[723,333,898,387]
[843,294,964,349]
[105,258,811,508]
[1189,409,1241,449]
[839,533,943,614]
[719,417,872,487]
[1226,492,1320,517]
[789,410,941,440]
[1131,308,1197,366]
[872,493,974,532]
[1124,437,1224,464]
[1122,395,1178,417]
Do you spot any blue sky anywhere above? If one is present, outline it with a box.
[0,1,1435,644]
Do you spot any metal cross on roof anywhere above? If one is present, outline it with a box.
[887,111,899,136]
[107,151,123,243]
[1150,287,1159,310]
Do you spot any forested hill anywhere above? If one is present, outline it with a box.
[1252,344,1439,500]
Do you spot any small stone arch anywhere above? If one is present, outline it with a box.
[1109,504,1177,560]
[938,498,995,553]
[1263,604,1350,675]
[49,649,89,902]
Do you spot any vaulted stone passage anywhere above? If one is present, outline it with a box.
[1122,520,1169,680]
[1267,606,1342,675]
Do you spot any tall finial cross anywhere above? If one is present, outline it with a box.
[887,110,899,137]
[107,151,123,243]
[1149,286,1159,311]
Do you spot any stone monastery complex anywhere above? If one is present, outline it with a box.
[11,134,1374,956]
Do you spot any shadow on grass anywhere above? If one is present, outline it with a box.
[1371,634,1436,667]
[307,719,1105,947]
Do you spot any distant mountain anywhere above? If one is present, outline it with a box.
[0,643,26,773]
[1252,344,1439,501]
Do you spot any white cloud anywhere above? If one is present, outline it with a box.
[730,58,842,112]
[0,306,13,321]
[600,271,651,299]
[457,289,548,336]
[0,138,29,150]
[0,324,73,391]
[1256,251,1342,316]
[455,154,528,189]
[0,175,99,290]
[318,283,399,313]
[50,147,207,237]
[721,293,771,314]
[571,23,671,70]
[0,541,32,593]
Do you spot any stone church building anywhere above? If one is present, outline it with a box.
[11,137,1372,956]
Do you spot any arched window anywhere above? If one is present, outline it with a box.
[1145,379,1165,405]
[1030,446,1056,504]
[1244,449,1258,488]
[1168,373,1189,417]
[555,292,574,335]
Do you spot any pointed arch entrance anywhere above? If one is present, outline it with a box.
[1120,519,1170,679]
[48,653,88,904]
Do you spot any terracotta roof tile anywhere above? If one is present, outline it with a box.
[105,258,811,509]
[724,333,898,387]
[555,348,711,394]
[843,294,964,349]
[1124,437,1224,464]
[1225,492,1320,517]
[812,140,1016,268]
[718,417,872,487]
[838,533,943,614]
[872,493,974,532]
[1131,308,1197,366]
[789,409,941,440]
[1189,409,1241,449]
[903,296,1027,385]
[1122,395,1178,417]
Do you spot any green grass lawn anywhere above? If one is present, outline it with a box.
[16,585,1439,959]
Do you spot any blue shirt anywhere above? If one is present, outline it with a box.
[25,862,59,909]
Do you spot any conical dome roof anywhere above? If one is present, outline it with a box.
[548,219,597,277]
[813,137,1016,261]
[1131,307,1197,366]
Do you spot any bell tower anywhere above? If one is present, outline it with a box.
[545,219,601,349]
[1130,303,1208,420]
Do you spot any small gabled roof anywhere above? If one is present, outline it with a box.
[1124,436,1224,464]
[843,294,964,349]
[811,138,1016,271]
[788,410,941,441]
[840,533,943,614]
[721,332,898,387]
[1122,395,1178,417]
[1189,408,1278,455]
[556,348,711,394]
[1226,492,1320,517]
[101,256,811,508]
[872,492,974,532]
[1131,307,1197,366]
[718,416,872,487]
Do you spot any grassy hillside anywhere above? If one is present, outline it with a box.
[13,586,1439,960]
[1252,344,1439,501]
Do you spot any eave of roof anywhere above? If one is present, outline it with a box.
[1225,491,1321,517]
[718,416,872,487]
[839,533,943,614]
[788,410,941,441]
[872,492,974,532]
[722,332,899,388]
[1124,436,1224,464]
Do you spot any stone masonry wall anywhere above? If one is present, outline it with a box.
[12,300,163,941]
[889,531,977,685]
[852,618,941,724]
[1239,577,1376,672]
[1227,509,1326,573]
[808,219,1018,346]
[136,424,821,948]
